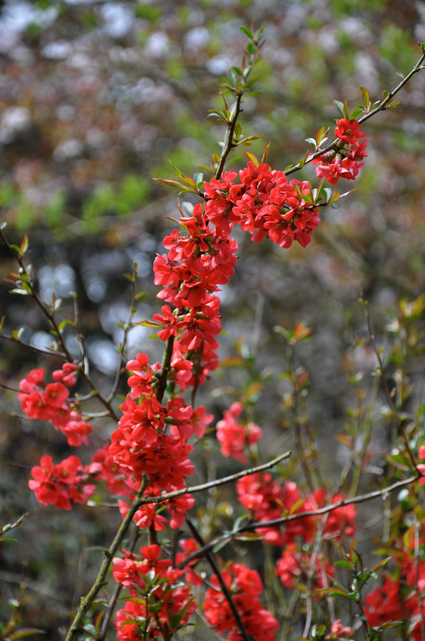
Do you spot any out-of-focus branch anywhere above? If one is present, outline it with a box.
[187,518,253,641]
[180,474,421,566]
[0,229,119,422]
[64,475,149,641]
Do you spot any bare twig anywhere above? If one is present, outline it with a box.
[180,474,421,566]
[0,229,119,422]
[187,518,253,641]
[135,450,291,506]
[364,302,419,473]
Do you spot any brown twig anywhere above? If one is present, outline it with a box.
[180,474,421,567]
[0,229,119,422]
[0,512,28,538]
[134,450,291,506]
[186,518,253,641]
[363,302,419,473]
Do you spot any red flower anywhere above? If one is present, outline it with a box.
[334,118,366,147]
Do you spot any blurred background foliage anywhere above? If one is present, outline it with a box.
[1,0,425,638]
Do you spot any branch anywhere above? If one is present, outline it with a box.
[363,302,419,473]
[154,335,175,403]
[0,229,119,422]
[98,525,140,641]
[187,518,253,641]
[285,49,425,176]
[134,450,291,506]
[0,333,66,359]
[0,512,28,538]
[64,475,149,641]
[180,474,421,566]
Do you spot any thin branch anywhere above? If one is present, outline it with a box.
[107,270,138,403]
[186,518,253,641]
[0,380,25,394]
[135,450,291,506]
[98,525,140,641]
[364,302,419,473]
[0,512,28,538]
[64,475,149,641]
[180,474,421,567]
[0,229,119,422]
[215,91,244,180]
[154,335,175,403]
[285,50,425,176]
[0,333,66,359]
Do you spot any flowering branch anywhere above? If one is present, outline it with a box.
[64,474,149,641]
[0,228,119,422]
[285,47,425,176]
[181,474,421,567]
[134,450,291,506]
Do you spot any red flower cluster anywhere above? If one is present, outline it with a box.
[113,544,195,641]
[19,366,92,447]
[236,473,357,547]
[313,119,367,185]
[363,530,425,639]
[325,619,353,640]
[216,401,262,463]
[236,473,316,545]
[204,162,320,249]
[203,562,279,641]
[276,543,334,590]
[28,454,95,510]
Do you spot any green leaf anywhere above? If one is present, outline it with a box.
[9,630,46,639]
[334,560,351,570]
[20,234,29,255]
[228,69,238,88]
[239,26,253,40]
[58,319,76,332]
[213,536,232,553]
[193,172,204,188]
[333,100,345,118]
[360,86,370,109]
[243,151,260,167]
[370,557,392,574]
[238,134,264,146]
[168,160,185,177]
[154,178,186,189]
